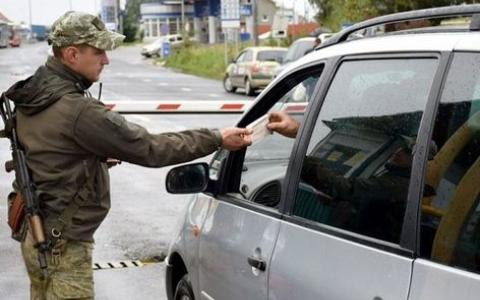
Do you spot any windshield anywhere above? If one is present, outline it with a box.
[257,50,285,62]
[283,40,315,63]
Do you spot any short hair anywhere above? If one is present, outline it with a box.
[52,44,89,59]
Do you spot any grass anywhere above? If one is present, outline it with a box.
[160,38,293,80]
[162,43,242,80]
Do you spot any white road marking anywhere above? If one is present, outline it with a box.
[143,79,152,82]
[158,82,168,86]
[208,94,220,97]
[181,87,192,92]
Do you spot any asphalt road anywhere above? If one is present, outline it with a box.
[0,42,248,299]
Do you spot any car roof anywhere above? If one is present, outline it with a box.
[281,32,480,75]
[246,46,287,52]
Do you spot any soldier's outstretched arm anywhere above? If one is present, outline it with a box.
[73,100,251,167]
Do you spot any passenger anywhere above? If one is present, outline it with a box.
[267,111,436,242]
[4,11,252,299]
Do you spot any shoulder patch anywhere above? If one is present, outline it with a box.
[106,111,126,128]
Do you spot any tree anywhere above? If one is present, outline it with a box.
[309,0,476,31]
[122,0,143,42]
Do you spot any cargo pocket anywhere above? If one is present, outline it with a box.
[52,275,94,299]
[51,241,94,299]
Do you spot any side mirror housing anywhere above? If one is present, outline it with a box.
[166,163,209,194]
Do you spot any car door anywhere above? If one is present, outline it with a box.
[196,67,323,300]
[268,54,444,300]
[409,52,480,300]
[231,51,247,86]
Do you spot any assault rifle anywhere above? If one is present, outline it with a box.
[0,93,49,274]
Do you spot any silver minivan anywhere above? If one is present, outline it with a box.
[165,5,480,300]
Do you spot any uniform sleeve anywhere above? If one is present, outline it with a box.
[72,101,222,167]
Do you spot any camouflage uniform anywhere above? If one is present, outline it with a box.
[5,11,222,299]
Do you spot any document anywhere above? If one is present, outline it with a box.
[247,114,272,144]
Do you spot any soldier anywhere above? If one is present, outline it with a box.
[4,11,251,299]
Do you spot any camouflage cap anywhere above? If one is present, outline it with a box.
[48,11,125,50]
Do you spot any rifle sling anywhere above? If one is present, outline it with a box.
[49,169,94,245]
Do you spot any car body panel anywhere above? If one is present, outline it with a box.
[197,198,280,300]
[269,221,412,300]
[409,259,480,300]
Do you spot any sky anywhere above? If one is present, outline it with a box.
[0,0,317,26]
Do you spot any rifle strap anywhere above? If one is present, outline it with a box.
[49,161,95,246]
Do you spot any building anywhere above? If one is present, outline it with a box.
[140,0,281,44]
[140,1,195,42]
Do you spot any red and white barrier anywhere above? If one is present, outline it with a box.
[103,101,308,114]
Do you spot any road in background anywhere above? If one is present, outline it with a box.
[0,42,250,299]
[0,42,254,101]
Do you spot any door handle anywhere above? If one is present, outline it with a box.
[247,256,266,271]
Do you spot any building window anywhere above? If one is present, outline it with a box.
[262,15,269,22]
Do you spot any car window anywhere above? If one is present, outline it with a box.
[421,53,480,275]
[284,40,314,63]
[236,52,246,63]
[244,50,254,62]
[257,50,285,63]
[223,67,323,209]
[293,58,438,244]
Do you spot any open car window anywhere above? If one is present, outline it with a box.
[222,67,323,209]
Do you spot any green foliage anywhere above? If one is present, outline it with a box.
[162,43,238,80]
[123,0,143,42]
[309,0,477,31]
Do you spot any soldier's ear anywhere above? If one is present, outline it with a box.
[62,46,81,64]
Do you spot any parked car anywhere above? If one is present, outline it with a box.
[223,47,287,96]
[141,34,184,58]
[165,5,480,300]
[275,33,333,78]
[9,35,21,47]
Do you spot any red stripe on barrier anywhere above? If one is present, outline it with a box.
[285,105,306,112]
[221,104,244,110]
[157,104,181,110]
[105,104,116,110]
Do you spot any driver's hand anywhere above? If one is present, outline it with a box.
[220,127,253,151]
[267,111,300,138]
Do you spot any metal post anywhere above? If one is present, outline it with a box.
[252,0,257,46]
[28,0,32,39]
[181,0,185,36]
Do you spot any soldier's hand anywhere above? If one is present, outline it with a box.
[220,127,253,151]
[267,111,300,138]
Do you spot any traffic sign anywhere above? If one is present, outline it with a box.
[221,0,240,28]
[162,42,171,58]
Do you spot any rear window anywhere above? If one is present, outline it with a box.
[284,40,315,63]
[257,50,285,62]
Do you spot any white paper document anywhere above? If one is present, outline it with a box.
[247,114,272,144]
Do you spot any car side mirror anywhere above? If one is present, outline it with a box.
[230,59,236,63]
[166,163,209,194]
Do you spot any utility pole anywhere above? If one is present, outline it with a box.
[252,0,258,46]
[181,0,185,36]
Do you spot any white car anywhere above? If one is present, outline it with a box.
[141,34,184,58]
[165,5,480,300]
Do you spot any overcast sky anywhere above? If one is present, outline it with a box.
[1,0,317,26]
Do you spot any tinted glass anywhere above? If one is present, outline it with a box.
[421,53,480,275]
[294,58,438,244]
[257,50,285,62]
